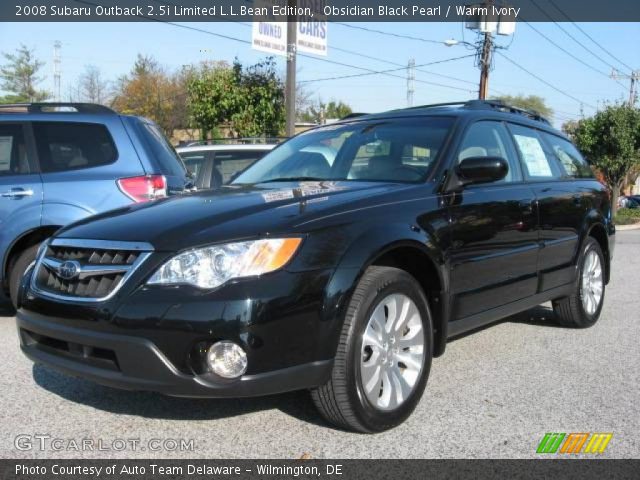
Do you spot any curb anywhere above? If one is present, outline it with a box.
[615,223,640,231]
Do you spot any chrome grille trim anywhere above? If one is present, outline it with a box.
[30,239,154,303]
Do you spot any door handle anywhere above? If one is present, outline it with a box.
[1,188,34,198]
[573,194,582,206]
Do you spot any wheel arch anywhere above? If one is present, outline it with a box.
[579,209,612,284]
[2,225,60,292]
[323,224,449,359]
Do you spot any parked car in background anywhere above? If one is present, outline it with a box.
[618,195,640,209]
[176,140,340,190]
[176,142,275,190]
[16,100,614,432]
[0,103,190,307]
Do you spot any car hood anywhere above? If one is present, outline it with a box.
[57,181,411,251]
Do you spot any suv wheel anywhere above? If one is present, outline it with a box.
[311,266,433,433]
[8,244,40,309]
[552,237,605,328]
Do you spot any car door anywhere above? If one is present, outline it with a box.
[0,123,43,273]
[447,120,538,321]
[527,129,592,291]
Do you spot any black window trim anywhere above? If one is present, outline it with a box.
[31,120,119,174]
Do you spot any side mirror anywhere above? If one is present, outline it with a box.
[456,156,509,186]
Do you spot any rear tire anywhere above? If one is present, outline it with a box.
[311,266,433,433]
[552,237,605,328]
[8,244,40,309]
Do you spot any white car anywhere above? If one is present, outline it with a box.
[176,143,276,190]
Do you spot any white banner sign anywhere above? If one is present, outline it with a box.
[296,0,327,56]
[251,0,328,57]
[251,0,287,57]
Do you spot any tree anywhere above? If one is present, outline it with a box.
[0,44,49,103]
[231,58,285,137]
[186,57,285,139]
[112,54,187,135]
[491,94,553,119]
[300,99,353,124]
[186,61,239,140]
[573,103,640,214]
[76,65,110,104]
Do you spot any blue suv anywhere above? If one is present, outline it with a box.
[0,103,189,307]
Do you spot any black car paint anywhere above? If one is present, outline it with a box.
[16,108,615,397]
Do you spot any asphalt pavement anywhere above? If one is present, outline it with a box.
[1,231,638,459]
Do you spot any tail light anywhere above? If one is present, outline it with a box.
[117,175,167,203]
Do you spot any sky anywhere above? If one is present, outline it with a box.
[0,21,638,127]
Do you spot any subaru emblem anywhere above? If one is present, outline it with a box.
[57,260,81,281]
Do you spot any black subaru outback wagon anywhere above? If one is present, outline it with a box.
[16,100,614,432]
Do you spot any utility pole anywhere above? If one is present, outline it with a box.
[53,40,61,102]
[407,58,415,107]
[285,0,297,137]
[611,69,640,106]
[478,32,492,100]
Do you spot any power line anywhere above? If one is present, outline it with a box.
[236,21,481,90]
[523,20,626,90]
[496,51,596,109]
[298,55,476,90]
[547,0,635,73]
[333,22,445,45]
[530,0,630,76]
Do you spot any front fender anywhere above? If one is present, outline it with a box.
[316,222,446,361]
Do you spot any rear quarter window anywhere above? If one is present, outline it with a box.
[542,132,594,179]
[135,121,186,178]
[33,122,117,173]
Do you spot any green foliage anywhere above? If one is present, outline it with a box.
[230,58,285,137]
[491,94,553,119]
[614,207,640,225]
[0,44,49,102]
[186,57,284,139]
[300,100,353,123]
[573,103,640,213]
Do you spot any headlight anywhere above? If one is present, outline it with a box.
[147,238,302,289]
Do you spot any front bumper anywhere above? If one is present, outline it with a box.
[18,310,333,397]
[17,267,339,398]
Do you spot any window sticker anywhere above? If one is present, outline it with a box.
[513,134,553,177]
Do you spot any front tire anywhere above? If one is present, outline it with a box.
[552,237,605,328]
[311,266,433,433]
[8,244,40,309]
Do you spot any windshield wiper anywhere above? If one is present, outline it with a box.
[260,176,333,182]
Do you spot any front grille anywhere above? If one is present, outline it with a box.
[32,239,153,302]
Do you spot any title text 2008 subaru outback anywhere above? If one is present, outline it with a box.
[16,100,614,432]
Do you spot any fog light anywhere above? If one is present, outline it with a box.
[206,341,248,378]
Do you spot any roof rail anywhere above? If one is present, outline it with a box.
[184,137,287,147]
[400,99,550,124]
[0,103,116,114]
[340,113,369,120]
[465,99,551,124]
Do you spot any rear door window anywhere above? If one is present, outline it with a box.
[541,133,594,179]
[33,122,117,173]
[508,124,562,180]
[0,124,30,175]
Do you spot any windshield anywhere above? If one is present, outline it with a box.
[232,117,454,184]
